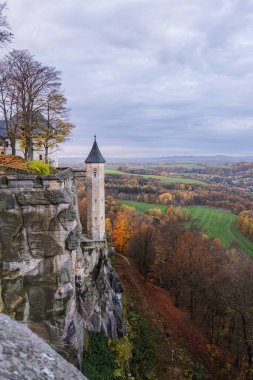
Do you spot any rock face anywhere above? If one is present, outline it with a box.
[0,313,88,380]
[0,169,124,369]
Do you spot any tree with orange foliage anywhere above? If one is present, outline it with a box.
[112,205,137,253]
[158,192,173,205]
[166,206,188,222]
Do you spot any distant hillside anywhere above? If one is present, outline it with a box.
[59,155,253,166]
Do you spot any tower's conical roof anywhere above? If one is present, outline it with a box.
[85,136,106,163]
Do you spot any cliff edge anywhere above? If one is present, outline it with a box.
[0,169,124,369]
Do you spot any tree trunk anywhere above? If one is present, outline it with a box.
[26,137,33,161]
[45,144,49,163]
[11,139,16,155]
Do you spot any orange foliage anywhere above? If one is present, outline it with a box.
[158,192,173,205]
[166,206,188,222]
[112,206,136,253]
[237,210,253,240]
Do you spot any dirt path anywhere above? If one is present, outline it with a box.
[114,254,225,379]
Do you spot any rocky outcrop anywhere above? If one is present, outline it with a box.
[0,169,124,370]
[78,239,125,339]
[0,313,88,380]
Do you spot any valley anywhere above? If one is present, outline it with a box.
[98,158,253,379]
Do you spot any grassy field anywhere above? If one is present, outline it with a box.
[106,169,206,185]
[118,200,167,214]
[185,206,253,256]
[117,200,253,256]
[180,172,213,178]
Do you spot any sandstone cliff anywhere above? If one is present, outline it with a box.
[0,169,124,369]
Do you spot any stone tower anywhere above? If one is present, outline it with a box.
[85,136,106,240]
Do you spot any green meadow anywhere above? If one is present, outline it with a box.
[106,169,206,185]
[185,206,253,256]
[118,200,167,214]
[117,200,253,256]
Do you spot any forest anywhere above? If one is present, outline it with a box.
[105,172,253,214]
[78,163,253,379]
[105,198,253,379]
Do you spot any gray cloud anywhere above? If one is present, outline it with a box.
[3,0,253,157]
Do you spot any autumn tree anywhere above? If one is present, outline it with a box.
[0,50,73,160]
[166,206,188,222]
[33,90,74,162]
[144,208,163,218]
[158,192,173,205]
[105,217,112,243]
[237,211,253,241]
[112,206,137,253]
[127,223,155,281]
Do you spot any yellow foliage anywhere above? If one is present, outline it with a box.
[166,206,188,222]
[105,218,112,241]
[144,208,163,217]
[158,192,173,205]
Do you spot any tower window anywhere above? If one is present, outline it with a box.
[93,168,97,178]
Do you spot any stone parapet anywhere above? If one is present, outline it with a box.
[0,168,73,190]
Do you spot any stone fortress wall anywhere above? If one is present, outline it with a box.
[0,168,124,368]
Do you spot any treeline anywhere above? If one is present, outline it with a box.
[106,200,253,378]
[117,162,253,178]
[106,174,253,214]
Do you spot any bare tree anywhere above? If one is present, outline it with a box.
[0,2,13,46]
[0,60,19,154]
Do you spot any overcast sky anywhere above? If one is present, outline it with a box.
[3,0,253,157]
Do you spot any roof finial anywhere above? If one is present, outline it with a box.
[94,134,96,141]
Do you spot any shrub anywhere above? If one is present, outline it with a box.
[83,333,116,380]
[49,166,57,174]
[26,161,50,175]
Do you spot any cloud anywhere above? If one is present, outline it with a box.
[3,0,253,156]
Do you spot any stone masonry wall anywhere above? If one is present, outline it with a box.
[0,169,124,369]
[86,163,105,240]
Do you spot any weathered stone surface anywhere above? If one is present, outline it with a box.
[66,228,81,251]
[58,205,77,229]
[0,313,87,380]
[0,170,125,371]
[78,244,125,339]
[0,192,16,209]
[46,189,72,204]
[16,191,50,205]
